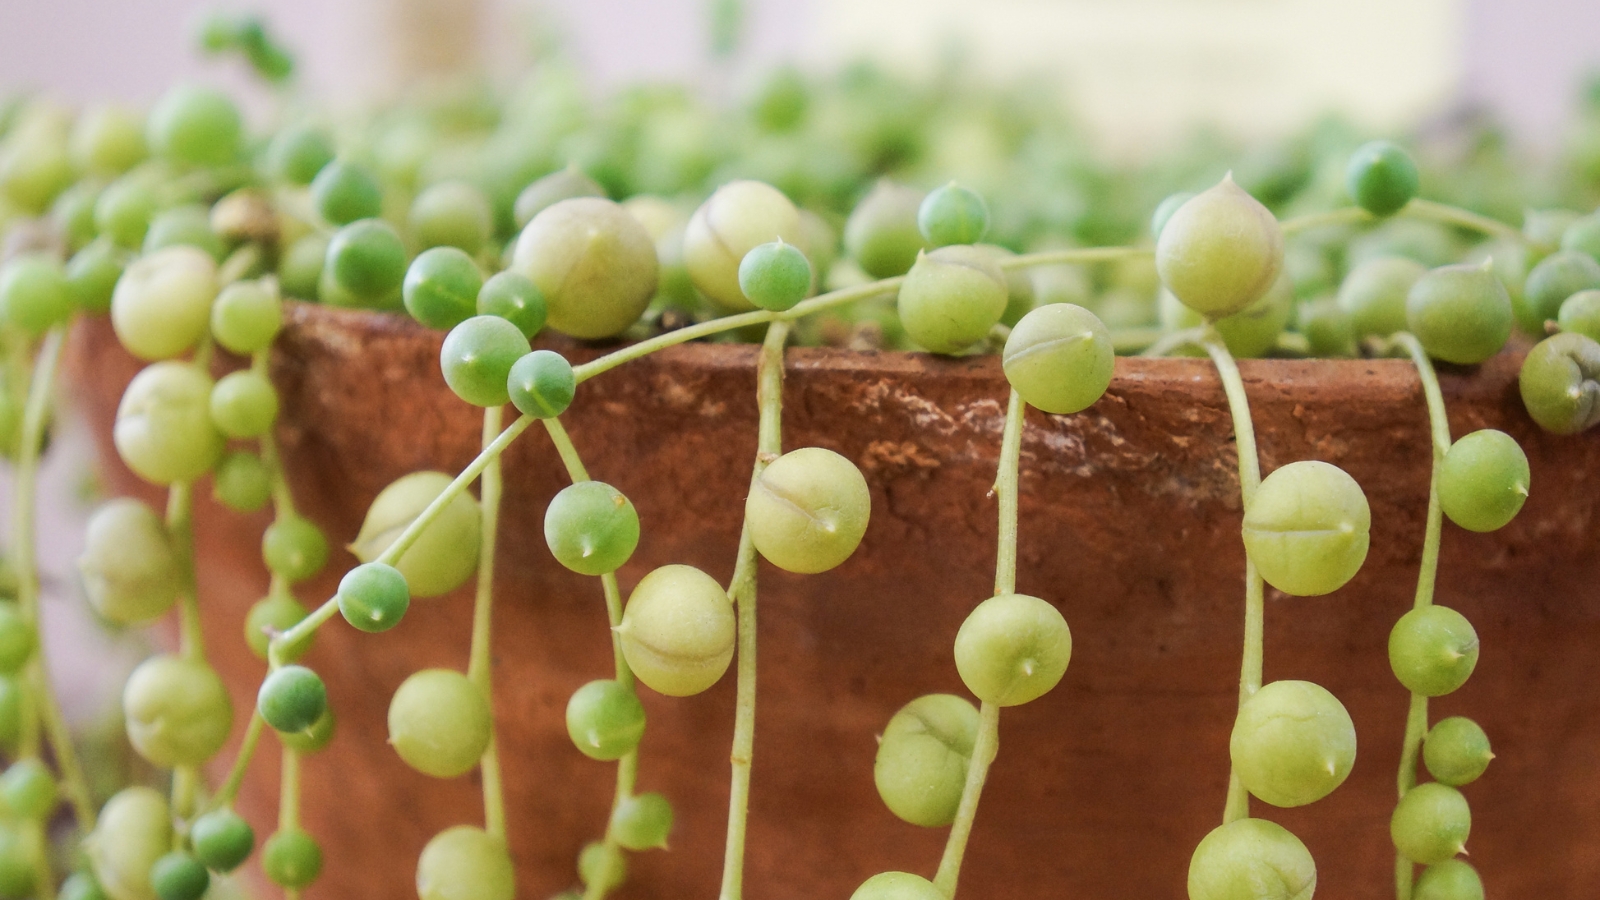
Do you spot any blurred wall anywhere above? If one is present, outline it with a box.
[805,0,1464,151]
[1463,0,1600,142]
[0,0,1596,147]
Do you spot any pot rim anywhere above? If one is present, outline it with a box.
[282,299,1528,402]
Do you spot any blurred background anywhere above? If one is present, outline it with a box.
[0,0,1597,151]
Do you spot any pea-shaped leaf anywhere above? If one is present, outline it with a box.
[565,679,645,761]
[1389,606,1478,697]
[387,669,490,779]
[896,245,1008,355]
[1423,717,1493,787]
[953,593,1071,707]
[1345,141,1420,217]
[745,447,870,574]
[1156,175,1284,319]
[1391,782,1471,865]
[873,693,978,827]
[545,481,640,576]
[88,787,171,900]
[617,565,735,697]
[844,181,929,280]
[111,243,218,361]
[1337,255,1424,339]
[1519,332,1600,435]
[1414,859,1483,900]
[1229,680,1356,808]
[1187,818,1316,900]
[122,655,233,768]
[849,872,945,900]
[1438,429,1529,533]
[1002,303,1114,415]
[113,361,226,485]
[1406,263,1514,365]
[513,197,658,337]
[78,498,180,626]
[683,180,802,312]
[609,792,673,852]
[1242,460,1370,597]
[351,471,482,599]
[417,827,514,900]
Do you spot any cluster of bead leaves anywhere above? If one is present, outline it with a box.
[1,45,1598,900]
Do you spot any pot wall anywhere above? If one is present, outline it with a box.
[69,305,1600,900]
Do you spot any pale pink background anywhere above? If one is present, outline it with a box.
[0,0,1595,141]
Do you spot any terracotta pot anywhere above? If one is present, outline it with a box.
[68,305,1600,900]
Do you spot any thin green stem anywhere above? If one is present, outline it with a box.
[993,390,1024,596]
[583,751,640,900]
[253,351,300,521]
[934,702,1000,896]
[13,329,63,762]
[270,414,536,664]
[11,327,68,899]
[574,279,900,384]
[1402,199,1523,244]
[541,418,592,482]
[478,737,506,841]
[468,417,505,667]
[34,669,95,828]
[11,327,94,830]
[614,750,640,805]
[540,415,643,900]
[1389,333,1451,610]
[1280,207,1374,236]
[579,311,771,381]
[268,598,340,668]
[212,713,266,810]
[1199,326,1263,535]
[1395,692,1429,900]
[580,754,639,900]
[279,746,302,900]
[1387,332,1451,900]
[166,482,206,662]
[11,328,61,633]
[601,574,630,691]
[718,320,789,900]
[279,743,302,833]
[580,570,636,900]
[258,427,298,521]
[569,244,1147,385]
[933,388,1026,897]
[171,766,199,828]
[1199,327,1264,825]
[602,575,636,893]
[469,406,507,840]
[1141,327,1206,358]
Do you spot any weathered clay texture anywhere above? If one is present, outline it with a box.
[69,304,1600,900]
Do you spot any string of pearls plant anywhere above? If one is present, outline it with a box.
[0,17,1594,900]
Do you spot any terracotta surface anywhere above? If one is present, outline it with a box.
[69,305,1600,900]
